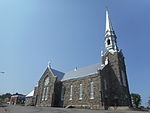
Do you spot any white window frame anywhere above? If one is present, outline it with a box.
[69,85,73,100]
[79,84,83,100]
[45,87,49,100]
[90,82,94,99]
[42,76,49,101]
[42,87,46,101]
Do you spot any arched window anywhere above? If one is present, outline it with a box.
[107,39,111,45]
[104,80,107,90]
[90,82,94,99]
[42,77,49,101]
[79,84,83,100]
[121,70,126,87]
[69,85,73,100]
[61,86,64,101]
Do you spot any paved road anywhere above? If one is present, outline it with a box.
[0,107,6,113]
[5,106,150,113]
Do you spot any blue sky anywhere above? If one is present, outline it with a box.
[0,0,150,106]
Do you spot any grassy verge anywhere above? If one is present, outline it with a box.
[0,101,7,104]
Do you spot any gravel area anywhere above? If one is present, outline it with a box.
[4,105,150,113]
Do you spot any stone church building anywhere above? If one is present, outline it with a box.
[27,10,132,109]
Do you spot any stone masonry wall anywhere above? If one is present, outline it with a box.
[62,73,103,109]
[102,51,131,107]
[36,68,56,107]
[25,97,34,106]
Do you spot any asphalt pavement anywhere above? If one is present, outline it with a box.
[4,105,150,113]
[0,107,6,113]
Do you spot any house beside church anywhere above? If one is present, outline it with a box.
[10,93,25,105]
[28,9,132,109]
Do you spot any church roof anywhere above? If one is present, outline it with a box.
[51,68,65,81]
[49,63,103,81]
[61,63,102,81]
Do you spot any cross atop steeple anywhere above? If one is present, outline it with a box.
[48,61,51,68]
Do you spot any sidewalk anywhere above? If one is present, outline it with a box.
[0,107,6,113]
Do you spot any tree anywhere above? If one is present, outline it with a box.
[1,93,12,99]
[0,93,12,102]
[131,93,141,108]
[148,97,150,109]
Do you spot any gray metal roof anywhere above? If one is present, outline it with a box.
[61,63,102,81]
[51,68,65,81]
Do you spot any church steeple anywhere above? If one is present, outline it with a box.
[104,9,118,53]
[105,8,113,33]
[101,9,132,108]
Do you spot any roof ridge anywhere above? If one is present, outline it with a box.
[51,68,65,74]
[65,63,100,73]
[61,63,101,81]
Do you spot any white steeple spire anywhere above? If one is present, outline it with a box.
[104,9,118,53]
[105,8,113,33]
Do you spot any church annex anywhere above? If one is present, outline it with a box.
[26,9,132,109]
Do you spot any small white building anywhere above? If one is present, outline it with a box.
[25,90,35,106]
[10,93,25,105]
